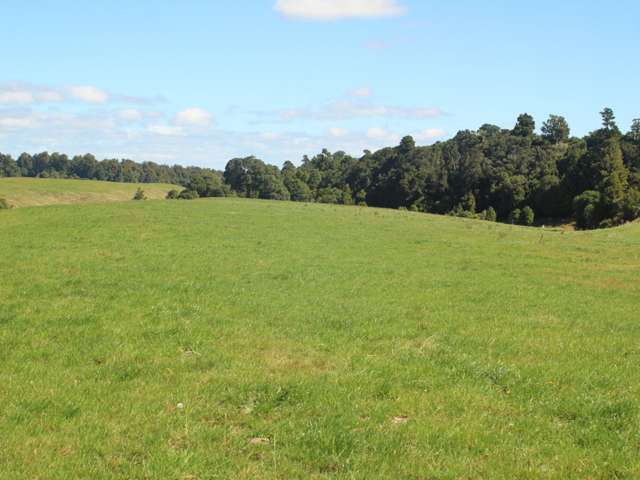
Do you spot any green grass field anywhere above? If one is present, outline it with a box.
[1,192,639,478]
[0,177,176,208]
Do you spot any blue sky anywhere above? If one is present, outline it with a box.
[1,0,638,169]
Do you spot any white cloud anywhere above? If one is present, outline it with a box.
[264,101,443,122]
[0,90,34,104]
[366,127,391,139]
[147,125,184,136]
[349,87,372,98]
[0,116,38,129]
[0,83,160,106]
[261,131,282,141]
[174,107,213,126]
[414,128,446,141]
[328,127,349,137]
[67,85,109,103]
[37,90,65,102]
[119,108,143,122]
[275,0,407,20]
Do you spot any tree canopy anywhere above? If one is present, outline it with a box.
[2,108,638,229]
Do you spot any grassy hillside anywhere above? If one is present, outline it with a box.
[1,199,639,479]
[0,177,176,207]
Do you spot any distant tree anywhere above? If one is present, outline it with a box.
[520,206,535,226]
[573,191,602,229]
[317,187,342,204]
[72,154,99,179]
[0,154,20,177]
[485,206,497,222]
[187,173,229,198]
[600,108,619,134]
[623,188,640,221]
[177,189,198,200]
[597,136,628,219]
[630,119,640,141]
[166,189,180,199]
[285,177,313,202]
[508,208,522,224]
[0,198,11,209]
[541,115,570,143]
[17,153,33,176]
[341,185,354,205]
[133,188,147,200]
[513,114,536,137]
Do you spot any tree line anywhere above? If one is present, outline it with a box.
[2,108,639,229]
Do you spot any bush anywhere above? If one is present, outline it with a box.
[508,208,521,224]
[317,187,342,204]
[133,188,147,201]
[0,197,11,209]
[178,189,199,200]
[623,189,640,221]
[573,191,602,229]
[166,189,180,200]
[485,207,497,222]
[520,206,535,226]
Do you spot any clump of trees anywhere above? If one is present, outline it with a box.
[0,197,11,209]
[2,108,638,229]
[0,152,216,186]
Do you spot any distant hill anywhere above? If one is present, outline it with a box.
[0,177,176,208]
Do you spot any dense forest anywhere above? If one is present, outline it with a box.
[2,109,639,228]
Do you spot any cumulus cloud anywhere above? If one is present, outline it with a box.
[275,0,407,20]
[414,128,446,141]
[174,107,213,126]
[0,84,65,104]
[67,85,109,103]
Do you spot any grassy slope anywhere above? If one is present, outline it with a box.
[0,177,176,207]
[1,199,639,479]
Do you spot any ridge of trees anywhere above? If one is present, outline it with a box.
[1,109,639,229]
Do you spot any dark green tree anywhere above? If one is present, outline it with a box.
[600,108,619,134]
[630,119,640,141]
[0,154,20,177]
[596,136,628,219]
[513,114,536,137]
[541,115,570,143]
[573,191,602,229]
[520,206,535,226]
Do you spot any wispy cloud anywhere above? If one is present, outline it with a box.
[364,39,390,50]
[255,100,443,122]
[275,0,407,21]
[174,107,213,127]
[66,85,109,103]
[0,82,162,105]
[348,86,372,98]
[147,125,185,137]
